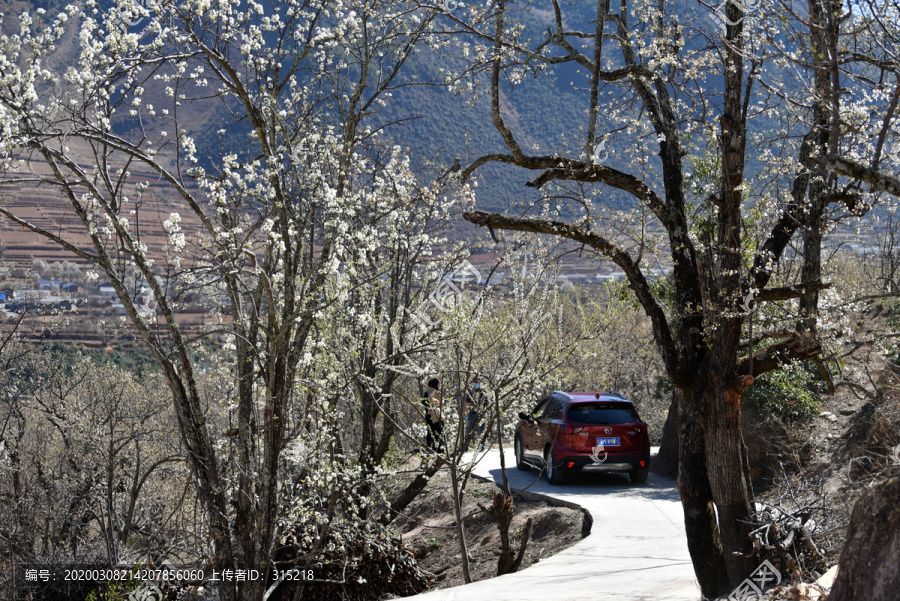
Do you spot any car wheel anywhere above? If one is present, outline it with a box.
[630,466,649,484]
[545,448,565,485]
[515,434,529,471]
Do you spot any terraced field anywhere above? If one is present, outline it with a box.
[0,159,206,273]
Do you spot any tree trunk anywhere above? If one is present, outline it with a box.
[380,460,443,526]
[652,394,679,478]
[447,462,473,583]
[797,0,835,333]
[704,370,756,588]
[798,210,824,332]
[481,492,532,576]
[675,386,728,597]
[708,0,758,588]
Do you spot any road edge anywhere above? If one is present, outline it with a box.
[468,472,593,538]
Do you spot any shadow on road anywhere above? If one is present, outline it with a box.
[486,465,682,504]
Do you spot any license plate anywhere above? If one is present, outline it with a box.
[596,437,620,447]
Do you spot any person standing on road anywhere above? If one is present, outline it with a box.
[423,377,444,452]
[465,378,487,451]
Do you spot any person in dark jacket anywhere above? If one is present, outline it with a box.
[423,378,444,452]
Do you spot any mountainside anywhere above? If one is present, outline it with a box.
[0,0,826,270]
[6,0,615,210]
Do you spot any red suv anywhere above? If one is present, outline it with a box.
[514,391,650,484]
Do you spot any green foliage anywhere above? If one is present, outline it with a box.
[648,272,675,310]
[744,361,825,423]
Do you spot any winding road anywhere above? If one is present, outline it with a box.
[404,447,700,601]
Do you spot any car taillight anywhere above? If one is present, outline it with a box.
[560,425,583,434]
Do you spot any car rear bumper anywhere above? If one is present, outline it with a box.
[554,447,650,474]
[580,461,639,473]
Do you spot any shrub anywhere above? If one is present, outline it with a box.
[745,361,825,423]
[268,521,431,601]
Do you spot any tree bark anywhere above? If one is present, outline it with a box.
[676,385,728,594]
[379,460,443,526]
[797,0,838,333]
[704,371,757,586]
[824,155,900,195]
[799,213,825,331]
[652,394,679,478]
[480,492,533,576]
[709,0,758,584]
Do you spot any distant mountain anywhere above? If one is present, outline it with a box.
[6,0,811,219]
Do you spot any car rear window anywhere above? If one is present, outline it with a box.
[567,402,639,424]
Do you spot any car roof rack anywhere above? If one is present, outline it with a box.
[569,390,628,399]
[552,390,574,400]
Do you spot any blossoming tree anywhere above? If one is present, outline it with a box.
[0,0,462,598]
[441,0,898,594]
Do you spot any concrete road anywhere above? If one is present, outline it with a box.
[403,447,700,601]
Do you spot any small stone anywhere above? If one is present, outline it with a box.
[819,411,838,422]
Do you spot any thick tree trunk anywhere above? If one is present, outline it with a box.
[705,370,756,588]
[798,211,824,331]
[675,386,728,597]
[797,0,835,333]
[677,363,757,597]
[707,0,758,588]
[652,394,679,478]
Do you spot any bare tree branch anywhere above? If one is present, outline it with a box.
[824,155,900,196]
[738,331,822,378]
[756,280,833,302]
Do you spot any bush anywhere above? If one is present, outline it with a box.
[268,521,432,601]
[744,361,825,423]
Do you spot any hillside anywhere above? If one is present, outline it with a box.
[0,0,816,273]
